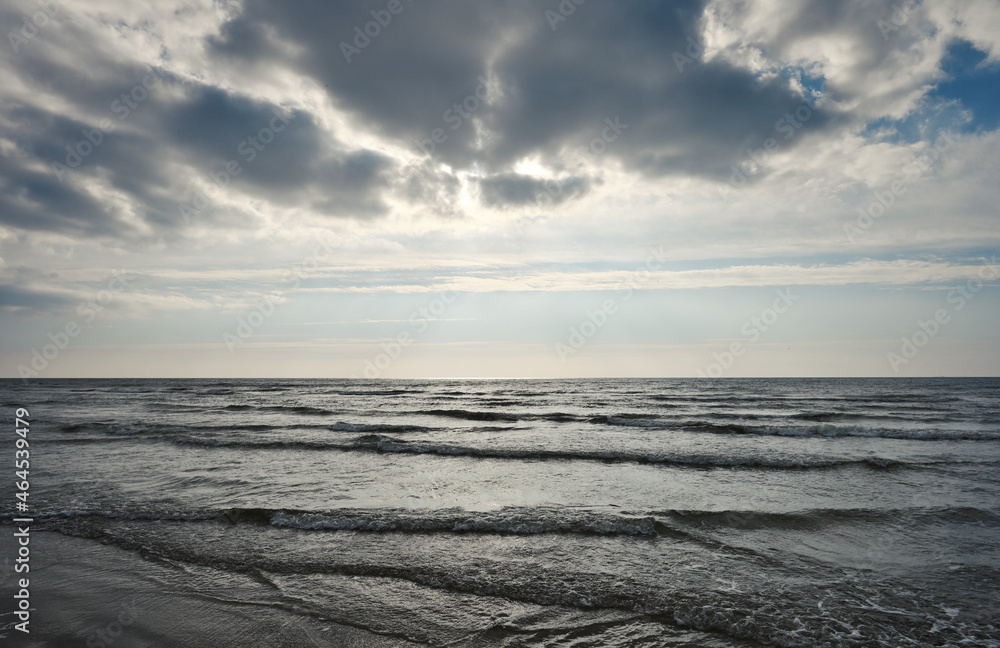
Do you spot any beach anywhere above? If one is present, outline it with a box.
[0,530,418,647]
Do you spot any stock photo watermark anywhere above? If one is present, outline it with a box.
[511,114,627,237]
[673,0,752,72]
[179,108,293,223]
[697,288,800,377]
[7,0,68,54]
[223,235,337,351]
[876,0,925,40]
[887,256,998,373]
[673,35,707,73]
[11,407,31,634]
[17,269,136,379]
[845,129,956,242]
[352,290,458,378]
[555,245,667,361]
[545,0,587,31]
[416,75,490,156]
[65,597,142,647]
[585,116,629,155]
[724,101,821,192]
[51,66,169,181]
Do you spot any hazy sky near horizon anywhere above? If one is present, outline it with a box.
[0,0,998,378]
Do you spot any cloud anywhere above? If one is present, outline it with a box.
[281,258,1000,294]
[206,0,838,183]
[4,0,994,243]
[477,173,591,209]
[0,4,401,240]
[0,0,997,354]
[0,281,76,313]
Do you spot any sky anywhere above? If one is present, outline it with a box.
[0,0,998,378]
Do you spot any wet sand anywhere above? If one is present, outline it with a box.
[0,529,419,647]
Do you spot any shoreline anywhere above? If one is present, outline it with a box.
[0,528,420,647]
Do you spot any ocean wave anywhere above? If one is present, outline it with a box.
[45,426,999,470]
[335,389,422,396]
[417,409,522,422]
[56,422,150,435]
[106,426,145,436]
[23,517,997,648]
[585,413,994,439]
[174,436,343,451]
[329,421,438,434]
[56,420,335,436]
[656,506,1000,530]
[790,411,865,422]
[7,504,998,538]
[156,432,977,471]
[588,414,666,428]
[222,404,338,415]
[270,507,661,536]
[148,403,212,412]
[338,434,927,470]
[678,420,1000,441]
[35,437,125,445]
[789,411,955,423]
[57,422,99,433]
[0,506,661,537]
[48,421,436,443]
[539,412,581,422]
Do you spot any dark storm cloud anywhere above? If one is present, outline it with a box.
[485,0,838,176]
[0,146,129,236]
[0,0,859,240]
[477,173,591,209]
[0,11,399,238]
[0,95,239,236]
[0,82,393,235]
[209,0,498,159]
[310,150,396,216]
[211,0,839,180]
[161,85,395,213]
[394,161,462,217]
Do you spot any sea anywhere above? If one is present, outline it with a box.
[1,377,999,647]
